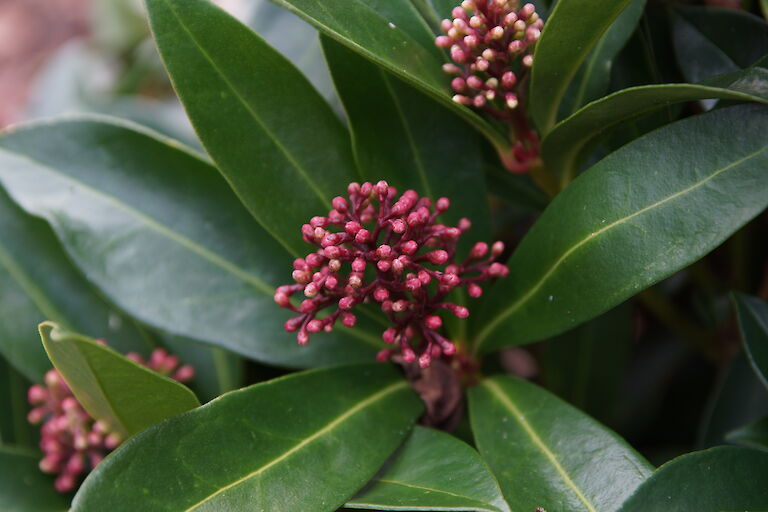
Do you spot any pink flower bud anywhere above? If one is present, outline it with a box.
[436,197,450,212]
[471,242,489,259]
[310,216,327,228]
[425,315,443,330]
[339,296,355,310]
[522,54,534,67]
[307,319,324,333]
[300,299,316,313]
[304,282,319,298]
[482,48,497,61]
[443,63,462,74]
[297,330,310,346]
[427,250,449,265]
[347,182,361,195]
[401,346,416,363]
[459,218,472,232]
[104,433,122,450]
[451,77,467,93]
[54,473,76,493]
[490,26,505,39]
[377,260,392,272]
[467,75,484,90]
[468,283,483,298]
[274,292,290,307]
[392,300,408,313]
[306,253,323,267]
[382,328,398,344]
[452,6,466,19]
[173,365,195,382]
[492,241,505,256]
[488,262,509,277]
[360,182,373,196]
[332,196,348,212]
[435,35,453,48]
[341,312,357,327]
[376,349,393,362]
[401,240,419,255]
[374,287,390,302]
[328,259,341,272]
[28,385,48,404]
[376,245,392,259]
[418,352,432,368]
[292,269,310,284]
[355,229,371,243]
[351,258,366,272]
[504,12,518,25]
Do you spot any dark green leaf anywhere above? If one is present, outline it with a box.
[0,447,69,512]
[558,0,646,118]
[0,357,37,448]
[146,0,358,256]
[0,117,383,367]
[474,104,768,352]
[0,184,151,382]
[40,322,199,438]
[322,37,491,248]
[672,6,768,83]
[72,364,422,512]
[617,446,768,511]
[542,65,768,180]
[266,0,508,151]
[469,376,652,512]
[726,417,768,451]
[734,293,768,389]
[345,426,510,512]
[698,352,768,449]
[542,303,632,424]
[529,0,634,133]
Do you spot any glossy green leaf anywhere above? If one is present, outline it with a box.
[0,447,69,512]
[672,6,768,84]
[266,0,508,151]
[542,64,768,180]
[529,0,634,133]
[617,446,768,511]
[542,303,632,424]
[0,117,383,367]
[734,293,768,389]
[146,0,357,256]
[469,376,652,512]
[346,426,510,512]
[72,364,422,512]
[558,0,646,118]
[0,184,151,382]
[322,37,491,247]
[474,104,768,352]
[0,357,37,448]
[726,417,768,451]
[40,322,199,438]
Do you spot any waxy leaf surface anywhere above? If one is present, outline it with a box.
[0,117,383,367]
[469,376,652,512]
[146,0,358,256]
[542,65,768,179]
[529,0,634,133]
[40,322,199,438]
[346,426,510,512]
[617,447,768,511]
[0,185,150,382]
[72,364,422,512]
[734,293,768,389]
[266,0,508,150]
[474,105,768,352]
[726,417,768,451]
[0,447,69,512]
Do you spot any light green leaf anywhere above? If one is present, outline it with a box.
[0,447,69,512]
[542,65,768,181]
[469,376,652,512]
[0,184,151,382]
[40,322,199,438]
[529,0,634,133]
[617,447,768,511]
[346,426,510,512]
[0,117,383,368]
[72,364,422,512]
[146,0,358,256]
[474,104,768,352]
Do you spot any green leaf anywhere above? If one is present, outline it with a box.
[266,0,508,151]
[734,293,768,389]
[72,364,422,512]
[529,0,634,133]
[345,426,510,512]
[473,104,768,352]
[558,0,646,118]
[0,117,383,367]
[617,446,768,511]
[40,322,199,439]
[0,447,69,512]
[0,357,37,448]
[542,64,768,181]
[542,303,632,424]
[726,417,768,451]
[0,184,151,382]
[671,6,768,84]
[322,36,491,248]
[469,376,652,512]
[146,0,358,256]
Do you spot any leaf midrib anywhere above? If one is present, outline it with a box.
[181,379,409,512]
[353,477,502,511]
[476,143,768,348]
[0,148,275,296]
[482,379,597,512]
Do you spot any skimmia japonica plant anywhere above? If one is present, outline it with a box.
[1,0,767,511]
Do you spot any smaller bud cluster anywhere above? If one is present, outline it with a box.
[436,0,542,115]
[28,347,194,493]
[275,181,509,369]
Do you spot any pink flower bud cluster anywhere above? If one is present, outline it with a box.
[27,347,194,493]
[436,0,542,115]
[275,181,509,369]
